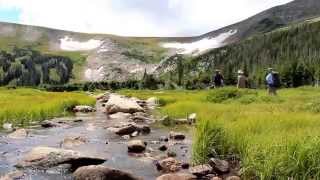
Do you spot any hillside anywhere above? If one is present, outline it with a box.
[0,0,319,85]
[171,18,320,89]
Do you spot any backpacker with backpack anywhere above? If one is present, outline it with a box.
[272,72,281,88]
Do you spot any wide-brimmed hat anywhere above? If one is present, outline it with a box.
[238,70,244,74]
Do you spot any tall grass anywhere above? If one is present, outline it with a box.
[120,87,320,179]
[0,88,95,126]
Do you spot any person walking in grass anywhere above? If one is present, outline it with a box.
[237,70,247,89]
[213,69,224,88]
[266,68,280,95]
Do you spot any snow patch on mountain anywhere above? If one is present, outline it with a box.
[161,30,237,55]
[60,36,103,51]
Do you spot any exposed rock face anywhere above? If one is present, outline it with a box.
[73,106,96,113]
[156,158,181,173]
[189,164,213,177]
[7,129,28,139]
[156,173,197,180]
[209,158,230,174]
[15,146,106,170]
[61,136,88,148]
[73,165,142,180]
[104,94,144,114]
[169,132,186,140]
[127,140,146,153]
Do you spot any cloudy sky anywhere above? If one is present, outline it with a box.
[0,0,293,37]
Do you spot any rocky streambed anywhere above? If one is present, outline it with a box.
[0,93,193,180]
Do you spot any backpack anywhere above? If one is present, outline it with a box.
[272,73,281,88]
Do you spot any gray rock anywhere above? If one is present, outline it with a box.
[73,165,142,180]
[209,158,230,174]
[131,131,139,137]
[137,125,151,134]
[189,164,213,177]
[7,129,28,139]
[159,136,169,142]
[156,173,197,180]
[15,146,106,170]
[105,94,144,114]
[127,140,146,153]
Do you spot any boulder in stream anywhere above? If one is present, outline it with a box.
[15,146,106,170]
[73,165,142,180]
[104,94,144,114]
[115,124,139,136]
[127,140,147,153]
[156,157,181,173]
[189,164,213,177]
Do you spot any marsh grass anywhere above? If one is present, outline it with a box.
[0,88,95,127]
[120,87,320,179]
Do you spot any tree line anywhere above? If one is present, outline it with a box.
[0,47,73,86]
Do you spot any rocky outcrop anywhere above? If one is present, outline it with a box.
[15,146,106,170]
[127,140,146,153]
[156,173,197,180]
[7,129,28,139]
[73,106,96,113]
[104,94,144,114]
[73,165,142,180]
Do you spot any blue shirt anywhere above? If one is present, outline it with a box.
[266,73,273,85]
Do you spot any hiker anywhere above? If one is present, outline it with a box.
[213,70,224,88]
[237,70,247,89]
[266,68,280,95]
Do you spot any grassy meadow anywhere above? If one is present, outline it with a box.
[121,87,320,179]
[0,88,95,127]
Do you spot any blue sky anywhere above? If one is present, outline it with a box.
[0,7,20,23]
[0,0,294,36]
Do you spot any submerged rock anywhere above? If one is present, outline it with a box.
[41,120,61,128]
[209,158,230,174]
[115,124,138,136]
[0,170,25,180]
[7,129,28,139]
[169,132,186,140]
[61,136,88,148]
[104,94,144,114]
[127,140,146,153]
[156,173,197,180]
[15,146,106,170]
[73,165,142,180]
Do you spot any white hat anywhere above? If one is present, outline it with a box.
[238,70,244,74]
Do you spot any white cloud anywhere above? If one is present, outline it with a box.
[0,0,294,37]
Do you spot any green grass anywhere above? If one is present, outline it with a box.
[120,87,320,179]
[0,88,95,127]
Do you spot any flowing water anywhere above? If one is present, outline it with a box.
[0,103,192,180]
